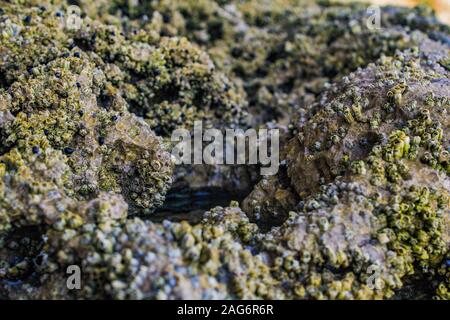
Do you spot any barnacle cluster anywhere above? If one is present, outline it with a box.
[0,0,448,300]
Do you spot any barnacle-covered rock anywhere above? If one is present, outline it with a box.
[242,173,298,228]
[202,202,261,244]
[1,0,449,301]
[0,51,173,214]
[242,37,449,224]
[0,1,249,137]
[0,185,279,299]
[259,128,450,299]
[240,38,450,299]
[13,204,281,299]
[61,0,450,192]
[286,36,449,198]
[0,145,72,233]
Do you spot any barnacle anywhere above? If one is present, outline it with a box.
[0,0,449,300]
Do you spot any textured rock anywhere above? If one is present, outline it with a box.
[0,0,449,300]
